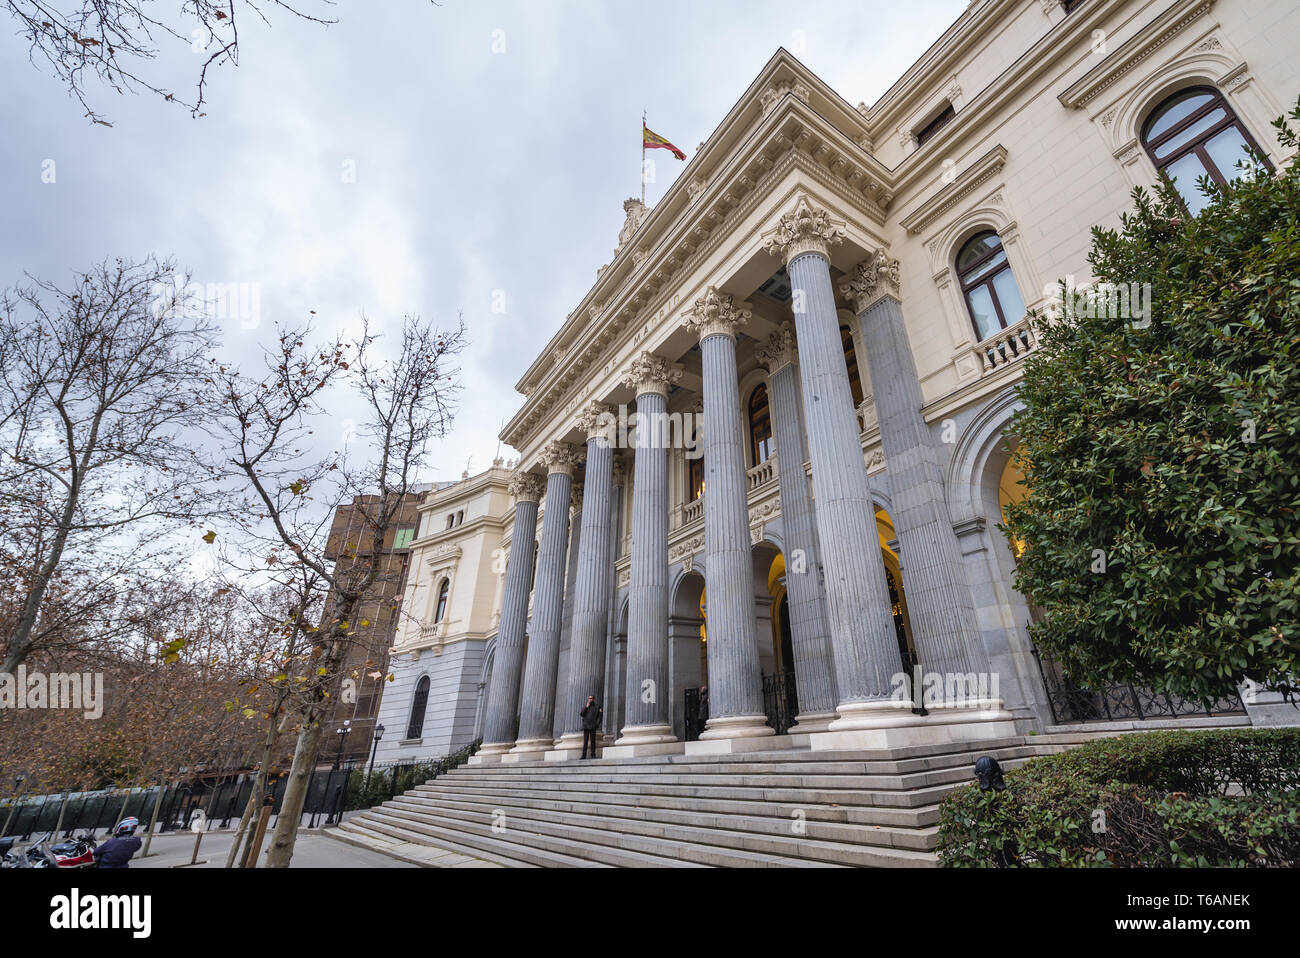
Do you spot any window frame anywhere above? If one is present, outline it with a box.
[747,384,774,468]
[433,577,450,624]
[1140,86,1271,201]
[957,231,1023,341]
[406,676,430,740]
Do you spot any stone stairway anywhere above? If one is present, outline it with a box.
[325,735,1055,867]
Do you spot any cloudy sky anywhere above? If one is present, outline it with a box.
[0,0,967,482]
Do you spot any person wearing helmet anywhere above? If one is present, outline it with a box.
[93,818,142,869]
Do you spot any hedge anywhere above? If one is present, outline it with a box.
[937,728,1300,867]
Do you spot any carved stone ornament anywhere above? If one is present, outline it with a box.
[840,248,902,312]
[683,286,752,342]
[569,482,584,514]
[507,470,545,503]
[759,79,811,116]
[621,352,684,399]
[755,322,798,373]
[763,196,847,265]
[576,400,617,445]
[611,454,628,487]
[539,440,583,477]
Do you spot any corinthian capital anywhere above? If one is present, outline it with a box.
[683,286,752,342]
[576,401,617,445]
[763,196,847,265]
[755,322,798,373]
[508,470,545,503]
[840,248,902,313]
[621,352,683,400]
[538,440,583,477]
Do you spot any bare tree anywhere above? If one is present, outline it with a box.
[4,1,441,125]
[0,255,223,673]
[212,313,464,867]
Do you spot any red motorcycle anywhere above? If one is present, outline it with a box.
[26,832,97,869]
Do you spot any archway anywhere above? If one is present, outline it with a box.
[669,570,707,741]
[874,509,917,673]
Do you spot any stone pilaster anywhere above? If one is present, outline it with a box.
[682,288,772,743]
[756,323,838,730]
[477,471,545,758]
[763,196,902,731]
[613,353,682,746]
[509,440,582,759]
[553,403,619,757]
[842,252,995,706]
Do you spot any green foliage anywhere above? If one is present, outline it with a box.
[342,739,480,812]
[1004,98,1300,701]
[937,729,1300,867]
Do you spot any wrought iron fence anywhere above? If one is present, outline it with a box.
[1032,646,1246,725]
[762,670,799,736]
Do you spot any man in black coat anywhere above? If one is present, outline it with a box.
[580,695,602,760]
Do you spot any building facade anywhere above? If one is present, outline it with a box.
[382,0,1300,763]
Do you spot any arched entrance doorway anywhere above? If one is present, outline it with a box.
[670,570,707,742]
[874,509,918,675]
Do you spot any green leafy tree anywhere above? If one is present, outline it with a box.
[1004,98,1300,704]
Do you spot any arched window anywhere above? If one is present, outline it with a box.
[1141,86,1270,215]
[957,231,1027,341]
[406,676,430,740]
[840,325,864,407]
[688,450,704,501]
[433,578,450,624]
[456,510,464,526]
[748,385,774,466]
[445,515,454,530]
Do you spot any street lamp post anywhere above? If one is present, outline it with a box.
[332,720,352,770]
[368,724,385,780]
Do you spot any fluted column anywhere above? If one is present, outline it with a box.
[603,456,628,739]
[556,403,619,753]
[551,481,583,741]
[683,289,772,741]
[511,441,582,756]
[763,196,901,731]
[478,471,545,756]
[842,253,993,704]
[756,323,838,729]
[614,353,682,745]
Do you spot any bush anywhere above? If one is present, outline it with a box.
[342,739,480,812]
[937,729,1300,867]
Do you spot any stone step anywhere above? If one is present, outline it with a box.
[393,790,940,854]
[332,817,545,868]
[369,802,894,867]
[360,807,743,867]
[417,780,944,828]
[456,744,1039,779]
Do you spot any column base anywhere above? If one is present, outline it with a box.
[612,723,676,746]
[697,714,776,741]
[543,732,606,761]
[502,737,554,763]
[811,698,1017,751]
[468,742,513,765]
[601,741,686,759]
[789,711,838,734]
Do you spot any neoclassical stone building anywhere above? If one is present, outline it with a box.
[383,0,1300,765]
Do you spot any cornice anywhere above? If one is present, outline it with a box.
[897,144,1008,235]
[1057,0,1218,109]
[502,100,895,451]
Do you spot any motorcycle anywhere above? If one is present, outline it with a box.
[23,832,98,869]
[0,836,26,868]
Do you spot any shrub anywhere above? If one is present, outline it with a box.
[937,728,1300,867]
[342,739,480,812]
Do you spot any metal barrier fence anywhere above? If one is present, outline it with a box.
[0,740,483,840]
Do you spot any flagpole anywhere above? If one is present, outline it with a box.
[641,109,646,205]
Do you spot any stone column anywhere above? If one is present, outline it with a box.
[842,252,995,706]
[551,481,583,742]
[682,288,772,742]
[603,456,628,740]
[476,471,545,759]
[613,353,682,746]
[553,403,619,757]
[763,196,902,732]
[756,322,838,730]
[509,441,582,759]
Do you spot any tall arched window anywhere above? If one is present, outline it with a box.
[433,578,450,624]
[957,231,1026,342]
[687,448,704,501]
[1141,86,1270,215]
[407,676,430,740]
[748,384,774,466]
[840,325,864,407]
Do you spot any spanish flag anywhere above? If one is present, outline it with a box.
[644,124,687,161]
